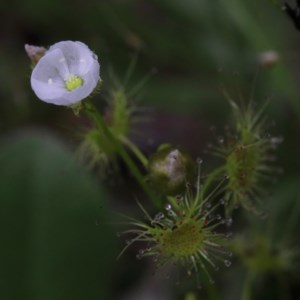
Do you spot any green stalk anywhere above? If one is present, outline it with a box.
[241,271,254,300]
[194,165,225,208]
[83,100,161,208]
[118,135,148,169]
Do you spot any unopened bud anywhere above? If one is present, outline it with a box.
[257,50,279,68]
[24,44,46,66]
[148,146,195,195]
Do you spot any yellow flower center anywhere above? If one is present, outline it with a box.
[65,74,83,91]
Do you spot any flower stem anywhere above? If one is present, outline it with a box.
[118,135,148,169]
[83,100,161,208]
[200,166,225,197]
[241,271,254,300]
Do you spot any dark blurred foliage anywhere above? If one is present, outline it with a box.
[0,134,117,299]
[1,0,300,299]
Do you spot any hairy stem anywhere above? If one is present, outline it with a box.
[83,100,161,208]
[119,135,148,169]
[241,271,254,300]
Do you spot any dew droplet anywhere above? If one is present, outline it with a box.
[270,136,283,144]
[205,202,212,209]
[195,182,201,190]
[218,136,224,144]
[225,232,233,239]
[176,194,183,200]
[227,251,233,257]
[226,218,233,227]
[260,211,269,220]
[223,173,229,179]
[216,214,222,220]
[224,259,232,267]
[196,157,203,165]
[168,210,176,217]
[155,212,165,220]
[219,198,225,205]
[165,203,172,211]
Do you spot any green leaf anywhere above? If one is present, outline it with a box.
[0,133,116,300]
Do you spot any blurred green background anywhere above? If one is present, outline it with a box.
[1,0,300,299]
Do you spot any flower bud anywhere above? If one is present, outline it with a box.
[148,145,195,195]
[25,44,46,66]
[257,50,279,68]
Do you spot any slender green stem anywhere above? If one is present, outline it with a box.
[118,135,148,169]
[197,166,225,205]
[276,272,291,300]
[83,100,161,208]
[241,271,254,300]
[184,292,196,300]
[202,274,219,300]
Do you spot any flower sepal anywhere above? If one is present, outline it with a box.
[25,44,46,66]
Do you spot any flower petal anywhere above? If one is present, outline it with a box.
[31,48,70,83]
[48,41,99,77]
[89,54,101,83]
[31,78,66,104]
[31,49,72,103]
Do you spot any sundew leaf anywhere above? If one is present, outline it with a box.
[0,133,116,300]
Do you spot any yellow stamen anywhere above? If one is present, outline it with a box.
[65,74,83,91]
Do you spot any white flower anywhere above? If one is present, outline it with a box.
[30,41,100,106]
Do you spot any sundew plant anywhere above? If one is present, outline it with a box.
[2,1,300,300]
